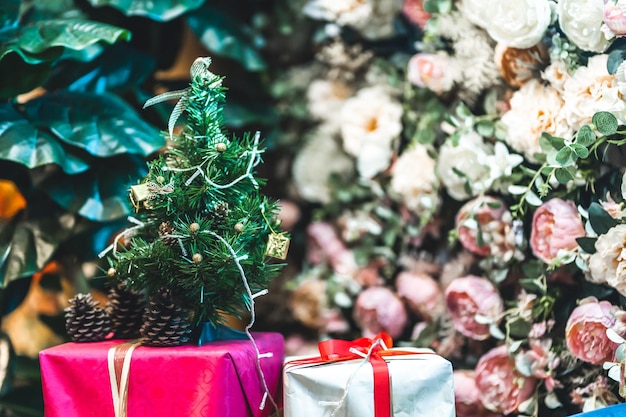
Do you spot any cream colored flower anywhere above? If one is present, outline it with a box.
[588,224,626,296]
[340,86,403,178]
[457,0,490,28]
[390,145,440,217]
[561,54,626,131]
[436,131,493,201]
[307,79,352,124]
[500,79,572,163]
[292,125,354,203]
[542,60,571,93]
[483,0,552,49]
[557,0,610,53]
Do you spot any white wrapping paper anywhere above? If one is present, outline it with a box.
[283,348,455,417]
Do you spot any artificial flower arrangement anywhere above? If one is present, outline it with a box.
[277,0,626,415]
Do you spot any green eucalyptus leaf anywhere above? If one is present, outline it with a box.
[87,0,203,21]
[186,4,266,71]
[548,134,565,150]
[0,213,76,285]
[592,111,618,135]
[570,143,589,159]
[576,125,596,147]
[0,102,89,173]
[8,19,131,56]
[23,92,163,158]
[588,201,619,235]
[554,167,575,184]
[576,237,597,254]
[555,145,575,166]
[607,40,626,74]
[525,191,543,207]
[39,155,148,221]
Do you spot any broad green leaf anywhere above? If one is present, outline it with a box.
[0,103,88,173]
[548,134,565,150]
[592,111,619,135]
[39,155,148,221]
[607,38,626,74]
[187,4,266,72]
[525,190,542,206]
[0,0,20,30]
[87,0,204,21]
[24,92,163,158]
[0,213,76,285]
[576,125,596,147]
[576,237,597,254]
[0,51,54,98]
[475,120,494,137]
[588,201,619,235]
[45,45,156,93]
[6,19,131,56]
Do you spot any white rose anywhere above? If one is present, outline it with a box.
[340,86,403,178]
[307,79,352,123]
[541,60,571,93]
[457,0,490,28]
[292,125,354,203]
[500,79,572,163]
[390,145,440,217]
[588,224,626,295]
[557,0,610,53]
[561,54,626,131]
[483,0,552,49]
[436,131,494,201]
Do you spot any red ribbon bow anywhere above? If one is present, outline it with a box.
[289,332,415,417]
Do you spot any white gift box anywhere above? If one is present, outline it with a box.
[283,347,455,417]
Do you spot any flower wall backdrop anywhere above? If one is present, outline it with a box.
[274,0,626,415]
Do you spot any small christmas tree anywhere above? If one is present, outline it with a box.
[103,57,288,338]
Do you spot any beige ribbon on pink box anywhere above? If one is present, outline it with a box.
[107,341,142,417]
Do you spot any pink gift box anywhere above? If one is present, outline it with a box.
[39,332,284,417]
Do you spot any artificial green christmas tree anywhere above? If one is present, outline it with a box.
[102,57,288,343]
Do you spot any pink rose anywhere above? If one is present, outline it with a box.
[604,0,626,37]
[306,222,358,275]
[445,275,503,340]
[455,196,514,258]
[353,286,408,339]
[475,345,538,414]
[407,53,455,94]
[530,198,585,263]
[454,371,501,417]
[395,271,444,321]
[402,0,431,29]
[565,299,618,365]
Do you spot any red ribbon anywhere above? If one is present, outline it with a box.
[288,332,418,417]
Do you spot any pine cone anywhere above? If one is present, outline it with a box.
[140,288,192,347]
[106,284,146,339]
[65,293,112,342]
[209,202,229,225]
[159,221,177,247]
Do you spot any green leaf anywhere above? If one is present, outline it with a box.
[0,214,76,285]
[525,191,543,207]
[539,133,555,152]
[223,97,279,128]
[607,40,626,74]
[576,125,596,147]
[576,237,597,254]
[87,0,204,21]
[186,5,266,71]
[0,51,54,98]
[508,318,532,339]
[555,145,575,166]
[554,167,575,184]
[0,103,88,174]
[6,19,131,56]
[0,0,20,30]
[592,111,619,135]
[588,201,619,235]
[570,143,589,159]
[475,120,494,137]
[548,134,566,150]
[38,155,148,221]
[23,92,163,158]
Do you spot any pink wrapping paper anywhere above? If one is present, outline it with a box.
[39,332,284,417]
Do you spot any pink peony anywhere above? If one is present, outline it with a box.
[353,286,408,339]
[306,222,358,275]
[395,271,444,321]
[604,0,626,37]
[475,345,538,414]
[565,299,618,365]
[445,275,503,340]
[530,198,585,263]
[453,371,501,417]
[402,0,431,29]
[407,53,455,94]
